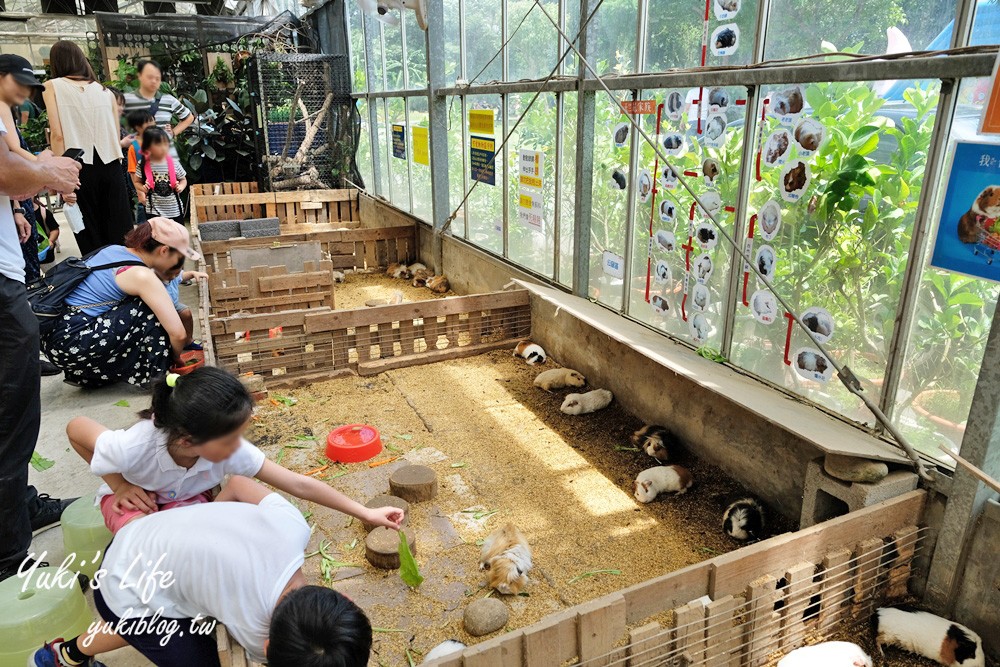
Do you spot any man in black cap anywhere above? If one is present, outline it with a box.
[0,53,84,583]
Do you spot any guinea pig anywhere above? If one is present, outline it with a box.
[723,497,765,541]
[386,262,412,280]
[514,340,547,365]
[667,91,683,113]
[797,350,828,374]
[706,115,726,141]
[766,131,789,164]
[693,286,708,310]
[697,226,717,246]
[875,606,985,667]
[662,166,678,183]
[663,134,683,151]
[656,230,675,251]
[703,159,720,181]
[611,169,627,190]
[613,124,629,145]
[411,268,433,287]
[697,256,713,280]
[534,367,586,391]
[561,388,613,415]
[760,202,780,235]
[651,295,670,312]
[656,261,671,282]
[802,313,832,338]
[778,642,872,667]
[795,119,824,151]
[957,185,1000,243]
[480,523,532,595]
[717,0,739,11]
[631,424,676,462]
[633,465,694,503]
[772,87,804,115]
[715,28,737,50]
[708,88,729,108]
[784,163,807,192]
[660,201,677,221]
[757,251,774,277]
[426,274,450,293]
[408,262,428,274]
[691,313,709,340]
[423,640,467,664]
[332,270,346,284]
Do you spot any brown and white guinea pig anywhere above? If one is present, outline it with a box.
[723,497,765,541]
[534,367,585,391]
[794,119,824,151]
[631,424,676,462]
[331,270,346,284]
[560,388,613,415]
[479,523,532,595]
[777,642,872,667]
[422,640,466,664]
[408,262,428,275]
[633,465,693,503]
[386,262,412,280]
[514,340,546,365]
[957,185,1000,243]
[772,87,804,115]
[784,162,807,192]
[875,606,985,667]
[411,268,434,287]
[426,275,450,293]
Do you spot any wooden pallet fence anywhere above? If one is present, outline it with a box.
[209,290,532,386]
[191,183,360,229]
[198,225,415,273]
[207,261,335,317]
[424,491,927,667]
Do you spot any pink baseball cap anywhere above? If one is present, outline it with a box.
[148,217,200,261]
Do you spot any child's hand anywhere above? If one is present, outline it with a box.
[188,271,209,281]
[112,482,158,515]
[137,191,147,204]
[365,506,405,530]
[176,182,187,194]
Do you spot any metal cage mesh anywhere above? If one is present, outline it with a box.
[250,52,362,191]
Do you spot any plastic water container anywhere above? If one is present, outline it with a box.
[326,424,382,463]
[61,497,112,580]
[0,567,92,667]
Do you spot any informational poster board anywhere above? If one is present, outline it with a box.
[411,126,429,166]
[930,141,1000,283]
[469,109,495,136]
[391,124,406,159]
[980,54,1000,135]
[469,136,496,185]
[518,149,544,231]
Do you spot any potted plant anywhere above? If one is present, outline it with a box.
[212,57,233,91]
[912,389,968,445]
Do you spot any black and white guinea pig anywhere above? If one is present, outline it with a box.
[723,497,765,541]
[715,28,737,50]
[422,640,467,664]
[514,340,546,365]
[631,424,675,462]
[777,641,872,667]
[708,88,729,108]
[875,606,985,667]
[663,134,683,150]
[706,115,726,141]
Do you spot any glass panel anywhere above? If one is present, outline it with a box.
[730,78,941,427]
[368,18,386,92]
[589,94,633,308]
[465,94,504,255]
[404,10,427,88]
[464,0,503,84]
[375,98,390,197]
[508,0,559,81]
[894,77,1000,464]
[448,96,468,238]
[645,0,758,71]
[347,0,368,93]
[507,92,557,278]
[562,0,581,75]
[589,1,638,76]
[383,20,405,91]
[444,0,462,84]
[386,97,411,211]
[627,86,746,349]
[408,98,432,221]
[764,0,957,60]
[356,99,374,191]
[560,92,578,287]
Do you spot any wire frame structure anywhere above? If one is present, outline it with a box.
[248,52,362,191]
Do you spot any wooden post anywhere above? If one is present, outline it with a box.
[887,526,919,599]
[705,595,741,667]
[779,562,816,652]
[627,622,665,667]
[817,548,852,633]
[577,595,627,666]
[743,575,779,667]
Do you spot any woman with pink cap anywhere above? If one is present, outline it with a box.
[41,217,200,388]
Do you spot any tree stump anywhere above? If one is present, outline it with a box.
[362,494,410,531]
[389,465,438,503]
[365,526,415,570]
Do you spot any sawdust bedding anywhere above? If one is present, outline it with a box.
[333,271,455,311]
[248,350,797,666]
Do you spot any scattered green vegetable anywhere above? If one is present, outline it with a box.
[696,347,728,363]
[372,627,406,633]
[395,434,413,440]
[461,508,498,521]
[347,538,358,550]
[293,434,314,441]
[614,445,639,452]
[450,462,466,468]
[113,399,130,407]
[568,569,623,584]
[398,530,424,588]
[273,394,297,406]
[405,649,418,667]
[30,452,55,472]
[276,448,285,465]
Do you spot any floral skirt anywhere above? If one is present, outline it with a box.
[41,298,172,388]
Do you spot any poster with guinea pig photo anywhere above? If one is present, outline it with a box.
[930,140,1000,284]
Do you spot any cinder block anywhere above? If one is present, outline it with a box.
[198,220,241,241]
[239,217,281,238]
[800,457,918,528]
[239,373,266,393]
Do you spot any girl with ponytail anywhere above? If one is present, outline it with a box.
[67,366,404,533]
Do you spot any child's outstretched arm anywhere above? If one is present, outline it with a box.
[66,416,157,515]
[255,460,404,529]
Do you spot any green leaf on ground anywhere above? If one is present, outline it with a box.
[30,452,55,472]
[273,394,297,406]
[395,434,413,440]
[399,530,424,588]
[113,399,130,407]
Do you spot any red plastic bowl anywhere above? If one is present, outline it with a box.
[171,350,205,376]
[326,424,382,463]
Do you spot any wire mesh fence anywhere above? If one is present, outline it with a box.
[249,52,362,191]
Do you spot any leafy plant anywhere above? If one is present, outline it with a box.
[212,57,232,85]
[398,530,423,588]
[20,111,48,153]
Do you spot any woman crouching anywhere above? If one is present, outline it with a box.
[42,217,197,388]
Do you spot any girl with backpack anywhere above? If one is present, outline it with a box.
[133,126,186,224]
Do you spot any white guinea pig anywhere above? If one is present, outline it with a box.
[777,642,872,667]
[514,340,547,365]
[422,639,467,664]
[534,367,586,391]
[560,389,613,415]
[875,606,985,667]
[633,465,693,503]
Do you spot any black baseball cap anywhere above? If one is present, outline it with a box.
[0,54,43,89]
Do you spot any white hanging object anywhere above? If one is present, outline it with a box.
[357,0,428,30]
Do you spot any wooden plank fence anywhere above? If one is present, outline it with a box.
[191,183,360,229]
[207,261,335,317]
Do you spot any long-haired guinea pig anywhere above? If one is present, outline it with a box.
[386,262,412,280]
[480,523,532,595]
[777,642,872,667]
[426,275,450,293]
[633,465,693,503]
[411,268,433,287]
[560,388,613,415]
[723,497,765,541]
[631,424,677,462]
[422,640,467,664]
[514,340,546,365]
[875,606,985,667]
[714,28,737,50]
[534,367,585,391]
